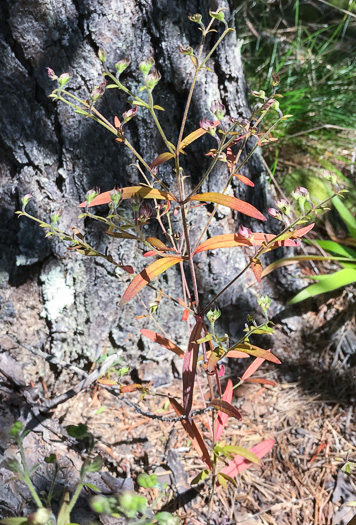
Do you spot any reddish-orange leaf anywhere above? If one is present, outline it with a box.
[227,343,280,364]
[140,329,184,358]
[143,251,160,257]
[210,399,242,421]
[97,378,118,386]
[120,383,141,393]
[150,152,174,168]
[170,398,212,469]
[187,193,266,221]
[241,355,266,381]
[79,186,176,208]
[226,350,249,359]
[120,257,183,306]
[183,320,203,414]
[244,378,276,386]
[251,259,262,282]
[114,116,121,128]
[277,223,315,241]
[215,380,233,441]
[146,237,172,251]
[182,309,190,321]
[220,438,275,479]
[194,232,300,255]
[234,173,255,187]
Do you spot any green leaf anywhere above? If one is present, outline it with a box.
[106,84,120,89]
[222,446,261,465]
[82,482,101,492]
[332,195,356,240]
[190,469,210,485]
[0,519,30,525]
[153,105,165,111]
[74,109,89,115]
[316,240,356,258]
[290,268,356,304]
[95,406,107,415]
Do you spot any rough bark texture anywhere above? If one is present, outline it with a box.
[0,0,289,377]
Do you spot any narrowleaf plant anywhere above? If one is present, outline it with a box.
[17,6,344,510]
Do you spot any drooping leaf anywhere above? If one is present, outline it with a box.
[241,354,267,381]
[251,258,262,282]
[146,237,172,251]
[289,268,356,304]
[182,320,203,414]
[244,378,276,386]
[234,173,255,187]
[120,257,183,306]
[216,472,237,489]
[227,343,280,364]
[215,380,233,442]
[209,399,242,422]
[79,186,176,208]
[193,232,301,255]
[169,398,212,469]
[187,193,266,221]
[140,329,185,358]
[150,152,175,168]
[219,438,275,480]
[221,446,261,465]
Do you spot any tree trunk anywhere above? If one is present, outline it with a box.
[0,0,275,376]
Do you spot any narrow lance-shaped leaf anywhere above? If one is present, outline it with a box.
[169,398,212,469]
[241,354,267,381]
[79,186,176,208]
[182,320,202,414]
[146,237,172,251]
[140,329,185,358]
[215,379,233,441]
[227,343,281,364]
[219,438,275,481]
[289,268,356,304]
[244,378,276,386]
[234,173,255,187]
[187,193,266,221]
[120,257,183,306]
[194,228,312,256]
[150,152,174,168]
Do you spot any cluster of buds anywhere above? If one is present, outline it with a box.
[257,295,271,319]
[137,201,153,225]
[90,81,106,104]
[199,118,219,136]
[251,89,266,100]
[144,70,161,91]
[210,101,225,121]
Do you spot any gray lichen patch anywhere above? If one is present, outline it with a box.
[40,262,74,321]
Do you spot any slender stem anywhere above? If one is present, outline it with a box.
[148,91,174,153]
[181,205,200,309]
[66,481,84,516]
[18,440,43,508]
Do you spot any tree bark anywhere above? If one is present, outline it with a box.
[0,0,275,375]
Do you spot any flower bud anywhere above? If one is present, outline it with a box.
[21,194,33,210]
[199,118,219,135]
[115,58,130,76]
[90,81,106,103]
[209,9,225,22]
[257,295,271,312]
[188,13,203,24]
[98,48,106,63]
[58,72,72,88]
[268,207,283,221]
[110,188,123,207]
[138,201,153,223]
[122,105,138,123]
[50,211,61,224]
[139,57,155,76]
[207,307,221,325]
[291,186,310,208]
[238,224,254,241]
[130,195,142,212]
[46,67,58,81]
[272,73,280,87]
[178,44,194,56]
[251,90,266,100]
[85,187,100,205]
[145,69,161,90]
[276,199,291,216]
[322,170,337,185]
[210,101,225,120]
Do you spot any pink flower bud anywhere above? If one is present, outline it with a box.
[268,207,283,220]
[46,67,57,81]
[238,225,254,241]
[122,106,138,123]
